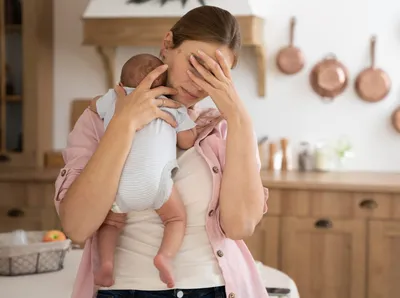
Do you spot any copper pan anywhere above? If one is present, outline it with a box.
[309,54,349,101]
[392,107,400,133]
[276,17,305,75]
[355,36,391,103]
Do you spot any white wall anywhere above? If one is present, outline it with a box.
[54,0,400,172]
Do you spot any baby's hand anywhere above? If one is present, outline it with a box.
[187,108,199,122]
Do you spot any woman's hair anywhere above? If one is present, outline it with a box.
[170,6,242,68]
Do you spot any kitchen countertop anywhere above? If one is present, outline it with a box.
[1,166,399,194]
[0,249,299,298]
[261,170,400,193]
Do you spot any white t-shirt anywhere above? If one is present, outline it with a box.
[106,147,225,290]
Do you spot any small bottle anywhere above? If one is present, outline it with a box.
[280,138,288,171]
[268,143,277,171]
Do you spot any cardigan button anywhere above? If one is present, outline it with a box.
[216,250,224,257]
[208,210,214,217]
[212,166,219,173]
[60,169,66,177]
[228,293,236,298]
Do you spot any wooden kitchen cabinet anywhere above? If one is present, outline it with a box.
[246,171,400,298]
[0,168,61,232]
[244,216,280,268]
[0,0,54,168]
[280,217,366,298]
[368,220,400,298]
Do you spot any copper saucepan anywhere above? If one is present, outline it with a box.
[355,35,391,103]
[309,54,349,101]
[276,17,305,75]
[392,107,400,133]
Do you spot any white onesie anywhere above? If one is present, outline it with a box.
[96,87,196,213]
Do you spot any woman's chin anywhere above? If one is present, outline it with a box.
[176,88,205,107]
[175,95,198,107]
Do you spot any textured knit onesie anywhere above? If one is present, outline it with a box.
[96,87,196,213]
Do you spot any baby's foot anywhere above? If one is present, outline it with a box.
[154,253,174,288]
[94,261,114,287]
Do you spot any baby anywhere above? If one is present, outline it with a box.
[93,54,197,288]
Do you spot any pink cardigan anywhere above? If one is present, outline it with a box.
[53,107,269,298]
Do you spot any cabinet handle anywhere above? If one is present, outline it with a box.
[0,154,10,163]
[314,219,333,229]
[7,208,25,218]
[359,199,378,210]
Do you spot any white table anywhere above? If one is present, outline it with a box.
[0,250,299,298]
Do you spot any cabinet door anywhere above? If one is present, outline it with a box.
[368,221,400,298]
[244,216,279,268]
[281,217,366,298]
[0,0,53,167]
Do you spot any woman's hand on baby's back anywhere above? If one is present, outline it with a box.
[112,64,180,131]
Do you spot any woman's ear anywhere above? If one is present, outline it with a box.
[162,31,174,50]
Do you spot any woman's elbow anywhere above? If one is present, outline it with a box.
[222,219,257,240]
[59,204,90,244]
[62,225,89,245]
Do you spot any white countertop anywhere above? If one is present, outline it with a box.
[0,250,299,298]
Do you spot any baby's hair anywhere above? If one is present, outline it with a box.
[120,54,167,88]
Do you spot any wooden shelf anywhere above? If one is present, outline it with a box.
[83,16,267,97]
[5,94,22,102]
[5,24,21,33]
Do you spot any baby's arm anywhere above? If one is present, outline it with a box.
[177,108,199,149]
[177,128,197,149]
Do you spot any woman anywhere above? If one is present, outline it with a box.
[54,5,269,298]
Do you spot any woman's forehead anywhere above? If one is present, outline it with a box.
[178,40,235,68]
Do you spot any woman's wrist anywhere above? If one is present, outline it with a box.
[224,102,253,130]
[110,112,139,134]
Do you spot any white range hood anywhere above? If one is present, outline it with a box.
[83,0,265,18]
[81,0,267,97]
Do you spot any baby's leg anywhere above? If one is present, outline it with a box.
[94,211,127,287]
[154,186,186,288]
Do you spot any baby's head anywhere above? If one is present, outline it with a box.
[120,54,167,89]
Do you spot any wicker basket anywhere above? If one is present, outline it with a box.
[0,231,71,276]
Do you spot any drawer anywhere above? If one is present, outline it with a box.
[277,190,398,219]
[0,207,60,233]
[0,182,55,208]
[0,217,43,233]
[353,192,400,220]
[0,207,43,233]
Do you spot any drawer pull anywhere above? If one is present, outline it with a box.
[359,199,378,210]
[0,154,10,163]
[7,208,24,218]
[315,219,333,229]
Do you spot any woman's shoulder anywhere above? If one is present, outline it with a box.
[68,106,104,142]
[63,107,104,164]
[194,107,227,139]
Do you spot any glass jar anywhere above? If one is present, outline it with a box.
[298,142,313,172]
[314,142,334,172]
